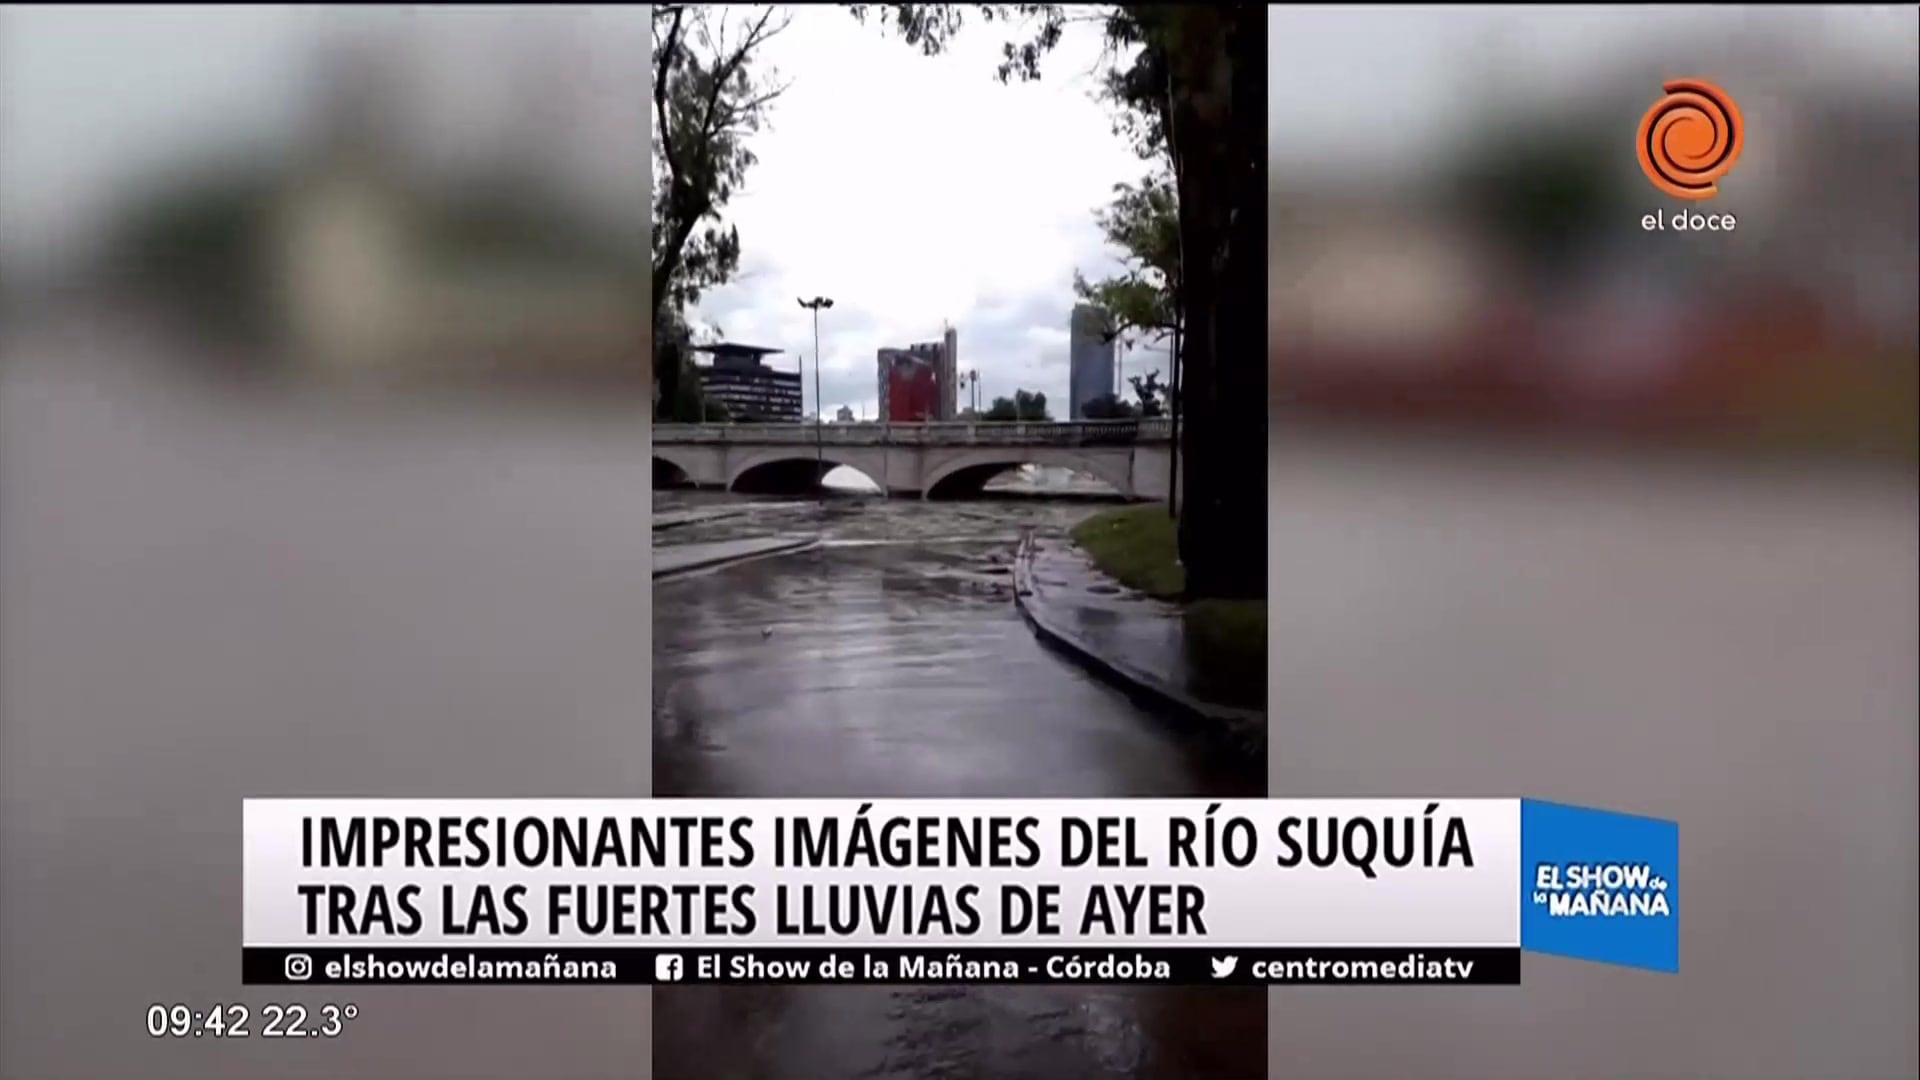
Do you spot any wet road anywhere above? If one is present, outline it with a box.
[652,492,1264,1080]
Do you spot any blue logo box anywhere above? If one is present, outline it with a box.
[1519,800,1679,972]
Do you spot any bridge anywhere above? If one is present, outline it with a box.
[654,419,1174,499]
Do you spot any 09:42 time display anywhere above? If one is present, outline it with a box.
[146,1002,360,1038]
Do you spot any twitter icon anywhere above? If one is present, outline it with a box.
[1211,956,1238,978]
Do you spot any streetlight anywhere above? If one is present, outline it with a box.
[797,296,832,494]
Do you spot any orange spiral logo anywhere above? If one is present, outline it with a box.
[1637,79,1744,200]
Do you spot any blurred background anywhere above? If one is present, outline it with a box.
[2,6,650,385]
[1268,7,1916,1080]
[1,8,655,1080]
[1270,5,1916,460]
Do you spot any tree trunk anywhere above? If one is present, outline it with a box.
[657,340,683,420]
[1165,5,1267,601]
[649,189,701,329]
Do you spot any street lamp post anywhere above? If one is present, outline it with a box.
[797,296,833,495]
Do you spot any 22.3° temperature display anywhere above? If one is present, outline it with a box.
[147,1003,360,1038]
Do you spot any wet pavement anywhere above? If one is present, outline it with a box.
[1021,530,1264,722]
[652,491,1264,1080]
[654,534,819,578]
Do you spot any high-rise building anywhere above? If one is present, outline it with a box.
[835,404,855,423]
[693,343,802,422]
[939,325,958,420]
[877,327,960,420]
[876,347,901,418]
[1068,304,1116,420]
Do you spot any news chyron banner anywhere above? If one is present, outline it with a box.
[241,799,1678,987]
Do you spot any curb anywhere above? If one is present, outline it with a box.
[653,509,747,533]
[653,537,821,581]
[1012,530,1265,752]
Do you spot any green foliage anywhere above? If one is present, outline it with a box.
[1451,121,1627,278]
[847,4,1067,83]
[1093,6,1169,161]
[1071,505,1183,598]
[1073,167,1178,343]
[110,172,280,343]
[652,5,789,326]
[1127,369,1167,417]
[658,349,710,423]
[1081,392,1138,419]
[1183,599,1267,710]
[654,306,712,423]
[983,389,1051,421]
[1015,388,1051,420]
[1073,505,1268,708]
[418,183,645,280]
[1075,9,1179,347]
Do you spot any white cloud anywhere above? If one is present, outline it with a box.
[684,7,1144,416]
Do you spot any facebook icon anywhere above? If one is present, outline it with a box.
[655,954,684,982]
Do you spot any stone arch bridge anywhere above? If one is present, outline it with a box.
[654,419,1173,500]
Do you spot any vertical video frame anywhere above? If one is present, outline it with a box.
[650,5,1268,1079]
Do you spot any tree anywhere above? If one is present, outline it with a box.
[1015,389,1051,421]
[659,347,711,422]
[1128,370,1167,417]
[1075,8,1177,347]
[983,389,1051,421]
[1452,118,1626,285]
[851,4,1266,600]
[652,5,790,329]
[1073,169,1179,346]
[1082,392,1139,420]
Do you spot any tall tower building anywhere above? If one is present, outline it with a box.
[939,324,959,420]
[876,348,899,420]
[1068,304,1116,420]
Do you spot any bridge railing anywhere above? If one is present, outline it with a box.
[655,418,1171,445]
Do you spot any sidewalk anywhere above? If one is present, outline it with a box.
[654,535,818,580]
[1014,530,1264,750]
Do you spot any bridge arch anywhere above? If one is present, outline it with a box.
[652,446,707,489]
[727,448,885,495]
[922,450,1134,501]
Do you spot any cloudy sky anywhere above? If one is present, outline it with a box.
[681,7,1164,420]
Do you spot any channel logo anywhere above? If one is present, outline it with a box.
[284,953,313,981]
[1637,79,1744,200]
[655,954,684,982]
